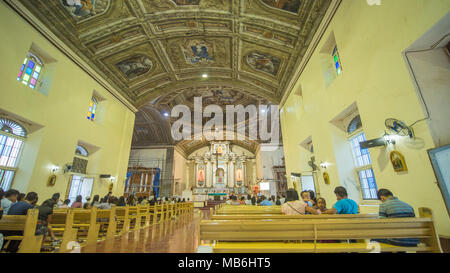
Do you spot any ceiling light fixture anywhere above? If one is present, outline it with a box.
[202,73,208,78]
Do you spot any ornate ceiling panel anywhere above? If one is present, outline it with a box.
[17,0,331,107]
[14,0,332,148]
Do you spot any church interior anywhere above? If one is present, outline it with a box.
[0,0,449,255]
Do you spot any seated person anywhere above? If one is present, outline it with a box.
[260,196,273,206]
[321,186,358,215]
[231,196,241,206]
[300,191,314,207]
[59,199,71,208]
[275,196,281,205]
[281,189,318,215]
[3,192,39,253]
[316,197,328,213]
[239,196,246,205]
[1,189,19,215]
[225,198,233,205]
[372,189,419,247]
[71,195,83,208]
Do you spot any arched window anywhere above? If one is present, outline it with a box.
[0,118,27,190]
[347,115,362,134]
[17,52,44,90]
[346,115,378,200]
[75,145,89,157]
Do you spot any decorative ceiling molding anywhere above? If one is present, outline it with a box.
[12,0,332,108]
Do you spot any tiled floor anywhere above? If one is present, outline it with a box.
[74,210,207,253]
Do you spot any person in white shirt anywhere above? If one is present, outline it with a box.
[280,194,286,204]
[1,189,19,215]
[245,194,252,205]
[225,198,232,205]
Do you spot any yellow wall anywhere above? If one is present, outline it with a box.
[0,3,135,201]
[173,149,187,196]
[281,0,450,235]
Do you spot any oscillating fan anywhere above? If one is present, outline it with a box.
[385,118,414,139]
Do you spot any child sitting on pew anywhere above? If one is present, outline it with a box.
[59,199,70,208]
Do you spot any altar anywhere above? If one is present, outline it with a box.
[191,142,251,201]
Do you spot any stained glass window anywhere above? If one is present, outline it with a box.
[17,52,43,90]
[87,97,98,121]
[332,45,342,76]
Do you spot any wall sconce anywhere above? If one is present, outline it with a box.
[319,162,329,170]
[51,165,60,174]
[109,176,117,182]
[383,133,396,145]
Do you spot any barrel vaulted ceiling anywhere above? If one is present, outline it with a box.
[13,0,332,151]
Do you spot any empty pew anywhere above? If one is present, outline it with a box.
[0,208,43,253]
[199,210,443,253]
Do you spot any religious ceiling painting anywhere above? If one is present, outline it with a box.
[61,0,110,21]
[261,0,301,14]
[182,39,215,65]
[116,55,153,80]
[247,52,281,76]
[172,0,200,5]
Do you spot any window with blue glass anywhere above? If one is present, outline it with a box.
[17,52,43,90]
[348,116,378,200]
[87,96,98,121]
[0,119,27,191]
[332,45,342,76]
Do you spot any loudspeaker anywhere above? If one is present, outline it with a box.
[360,137,386,149]
[100,174,111,179]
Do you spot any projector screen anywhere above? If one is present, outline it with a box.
[260,182,270,191]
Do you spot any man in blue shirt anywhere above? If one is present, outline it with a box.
[260,196,273,206]
[321,186,358,215]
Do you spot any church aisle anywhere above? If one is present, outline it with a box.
[74,210,207,253]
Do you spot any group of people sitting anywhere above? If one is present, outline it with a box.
[225,186,416,218]
[0,189,191,253]
[224,186,419,247]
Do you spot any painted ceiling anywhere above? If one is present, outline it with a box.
[14,0,332,151]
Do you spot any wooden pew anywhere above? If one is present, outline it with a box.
[72,208,100,246]
[49,208,78,252]
[199,212,443,253]
[211,214,379,220]
[115,206,130,235]
[96,207,117,240]
[0,208,43,253]
[128,206,142,230]
[138,205,151,228]
[216,206,283,215]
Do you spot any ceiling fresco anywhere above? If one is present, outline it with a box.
[13,0,332,149]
